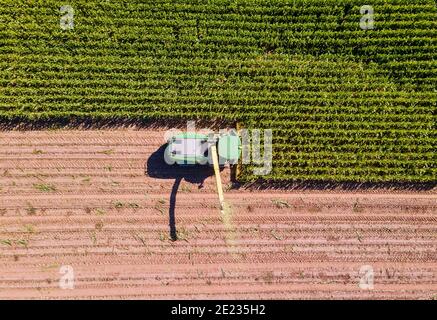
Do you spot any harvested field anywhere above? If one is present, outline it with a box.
[0,129,436,299]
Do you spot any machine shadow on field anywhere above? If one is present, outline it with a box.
[146,144,218,241]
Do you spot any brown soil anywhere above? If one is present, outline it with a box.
[0,130,436,299]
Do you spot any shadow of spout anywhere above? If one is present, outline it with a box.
[169,177,181,241]
[146,144,219,241]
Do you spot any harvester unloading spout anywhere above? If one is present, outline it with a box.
[210,144,225,214]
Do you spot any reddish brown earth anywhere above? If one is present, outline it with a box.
[0,129,436,300]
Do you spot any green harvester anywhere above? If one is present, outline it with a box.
[165,130,241,213]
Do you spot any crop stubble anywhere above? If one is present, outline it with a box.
[0,129,436,299]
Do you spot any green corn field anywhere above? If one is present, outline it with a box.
[0,0,436,183]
